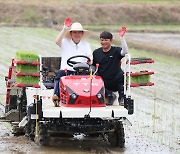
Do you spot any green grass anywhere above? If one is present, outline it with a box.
[22,8,43,24]
[0,27,59,60]
[126,25,180,31]
[85,24,180,32]
[13,27,58,41]
[58,0,179,2]
[0,17,13,23]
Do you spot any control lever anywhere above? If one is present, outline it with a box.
[64,69,67,76]
[93,63,99,75]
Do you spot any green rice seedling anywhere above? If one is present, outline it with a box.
[127,74,151,84]
[16,64,39,73]
[129,76,139,84]
[138,74,150,84]
[127,76,138,84]
[16,51,39,62]
[16,76,39,85]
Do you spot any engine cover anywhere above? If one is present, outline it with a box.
[60,75,106,107]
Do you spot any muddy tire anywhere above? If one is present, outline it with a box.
[35,123,49,146]
[24,122,35,141]
[108,121,125,148]
[12,122,24,136]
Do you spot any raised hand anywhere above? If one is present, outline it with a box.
[118,26,126,37]
[64,17,72,29]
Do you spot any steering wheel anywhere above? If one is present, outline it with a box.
[67,55,91,74]
[67,55,91,67]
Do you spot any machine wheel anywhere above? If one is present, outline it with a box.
[12,122,24,136]
[24,121,35,141]
[35,123,49,146]
[108,121,125,148]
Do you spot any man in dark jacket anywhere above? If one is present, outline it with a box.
[92,27,128,105]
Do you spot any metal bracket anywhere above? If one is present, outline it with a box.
[119,117,132,126]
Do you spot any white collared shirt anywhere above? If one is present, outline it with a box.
[60,38,92,71]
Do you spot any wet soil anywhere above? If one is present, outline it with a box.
[0,121,175,154]
[125,32,180,58]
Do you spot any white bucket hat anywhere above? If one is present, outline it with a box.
[70,22,88,32]
[65,22,88,38]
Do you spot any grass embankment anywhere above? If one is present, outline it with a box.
[0,0,179,26]
[85,25,180,33]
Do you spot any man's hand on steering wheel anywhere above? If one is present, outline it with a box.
[87,55,93,65]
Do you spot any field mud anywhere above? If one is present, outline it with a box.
[0,119,176,154]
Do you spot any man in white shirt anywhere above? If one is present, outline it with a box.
[53,18,92,106]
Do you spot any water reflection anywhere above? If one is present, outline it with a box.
[128,84,180,152]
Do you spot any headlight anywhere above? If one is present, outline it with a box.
[71,93,77,99]
[69,92,78,104]
[67,86,78,104]
[96,89,105,104]
[97,93,102,99]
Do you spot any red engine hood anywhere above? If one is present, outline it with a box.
[61,75,104,96]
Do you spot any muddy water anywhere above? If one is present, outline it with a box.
[0,121,175,154]
[126,32,180,51]
[127,49,180,153]
[128,92,180,151]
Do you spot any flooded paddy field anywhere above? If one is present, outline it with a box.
[0,122,175,154]
[128,46,180,152]
[0,27,179,153]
